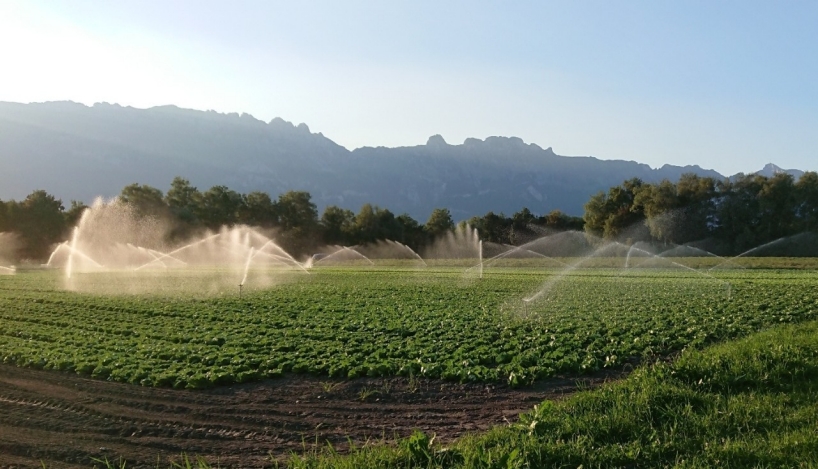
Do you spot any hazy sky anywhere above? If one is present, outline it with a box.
[1,0,816,175]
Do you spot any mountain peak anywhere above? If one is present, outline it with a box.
[426,134,448,147]
[756,163,805,179]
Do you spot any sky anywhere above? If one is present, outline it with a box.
[0,0,816,176]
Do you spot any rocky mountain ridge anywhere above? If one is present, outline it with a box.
[0,101,804,220]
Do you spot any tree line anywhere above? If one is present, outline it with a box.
[0,177,580,262]
[583,171,818,255]
[2,171,816,262]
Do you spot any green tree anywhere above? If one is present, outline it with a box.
[63,200,88,229]
[198,185,244,228]
[541,209,584,231]
[165,177,201,225]
[275,191,319,255]
[634,179,679,243]
[120,183,167,218]
[321,205,355,245]
[582,192,608,239]
[713,175,765,252]
[424,208,455,238]
[0,199,10,232]
[15,190,66,260]
[583,178,646,241]
[395,213,425,249]
[351,204,402,243]
[758,173,797,241]
[240,191,278,227]
[468,211,511,244]
[796,171,818,231]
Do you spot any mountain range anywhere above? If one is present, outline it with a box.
[0,101,805,221]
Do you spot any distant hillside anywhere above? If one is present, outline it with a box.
[0,101,749,220]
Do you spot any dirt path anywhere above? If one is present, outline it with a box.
[0,365,624,468]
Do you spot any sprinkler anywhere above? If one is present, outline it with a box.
[239,284,243,298]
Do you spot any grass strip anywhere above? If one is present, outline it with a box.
[287,320,818,468]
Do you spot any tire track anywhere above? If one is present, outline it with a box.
[0,364,623,468]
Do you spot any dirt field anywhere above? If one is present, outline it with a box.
[0,364,624,468]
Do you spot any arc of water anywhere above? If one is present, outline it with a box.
[255,240,310,273]
[658,244,722,259]
[249,249,297,264]
[66,227,78,279]
[245,227,273,245]
[314,246,375,266]
[337,246,375,265]
[707,234,809,271]
[64,206,95,279]
[58,245,103,269]
[132,245,169,269]
[484,245,569,267]
[239,247,255,286]
[468,241,568,277]
[522,242,626,303]
[0,266,15,273]
[64,230,105,278]
[144,247,187,266]
[46,241,67,266]
[134,233,221,270]
[253,240,311,273]
[657,244,742,271]
[395,241,427,266]
[479,240,483,279]
[618,245,731,289]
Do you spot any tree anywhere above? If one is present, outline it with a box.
[120,183,167,218]
[583,192,609,239]
[165,176,202,212]
[468,211,511,244]
[275,191,319,255]
[276,191,318,231]
[164,177,203,240]
[583,178,646,241]
[240,191,277,227]
[758,173,797,241]
[198,186,244,228]
[64,200,88,229]
[321,205,355,245]
[347,204,407,245]
[714,175,766,252]
[634,179,679,243]
[425,208,454,238]
[796,171,818,231]
[15,190,66,260]
[0,199,10,233]
[542,209,584,231]
[511,208,536,230]
[395,213,425,249]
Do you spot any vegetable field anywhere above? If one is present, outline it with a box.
[0,266,816,389]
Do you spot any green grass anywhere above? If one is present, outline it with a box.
[7,262,817,467]
[288,320,818,468]
[87,319,818,467]
[0,266,816,388]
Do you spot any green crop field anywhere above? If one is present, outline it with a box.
[1,263,816,390]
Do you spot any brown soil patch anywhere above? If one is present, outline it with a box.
[0,364,625,468]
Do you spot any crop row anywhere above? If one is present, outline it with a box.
[0,269,815,388]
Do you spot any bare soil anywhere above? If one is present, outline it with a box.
[0,364,625,468]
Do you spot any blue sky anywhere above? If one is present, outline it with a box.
[0,0,816,175]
